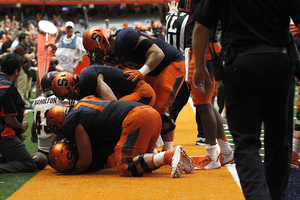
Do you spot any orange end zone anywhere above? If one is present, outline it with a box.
[190,156,206,164]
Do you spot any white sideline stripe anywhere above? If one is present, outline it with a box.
[226,164,241,189]
[188,97,241,188]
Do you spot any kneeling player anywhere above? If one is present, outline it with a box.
[46,95,194,177]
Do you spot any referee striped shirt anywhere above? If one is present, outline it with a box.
[165,11,189,55]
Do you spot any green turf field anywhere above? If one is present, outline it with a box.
[0,86,299,200]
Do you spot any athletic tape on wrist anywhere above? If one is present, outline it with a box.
[139,64,151,76]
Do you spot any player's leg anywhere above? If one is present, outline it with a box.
[114,106,161,177]
[144,61,185,151]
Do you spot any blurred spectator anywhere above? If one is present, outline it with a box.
[14,32,36,109]
[1,29,18,53]
[45,21,86,73]
[74,31,81,36]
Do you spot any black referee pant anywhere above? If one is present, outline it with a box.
[223,53,294,200]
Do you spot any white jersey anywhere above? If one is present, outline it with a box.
[55,34,86,73]
[32,95,69,152]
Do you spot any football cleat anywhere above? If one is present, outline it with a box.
[180,147,195,174]
[194,156,221,170]
[164,146,184,178]
[219,151,235,166]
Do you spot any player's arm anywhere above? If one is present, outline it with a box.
[4,116,28,132]
[96,74,117,100]
[123,36,165,81]
[31,120,38,143]
[192,21,211,93]
[72,123,92,174]
[137,36,165,73]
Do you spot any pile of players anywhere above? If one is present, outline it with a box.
[36,13,234,177]
[40,64,194,178]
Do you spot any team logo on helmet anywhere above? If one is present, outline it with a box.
[91,32,103,43]
[49,139,78,173]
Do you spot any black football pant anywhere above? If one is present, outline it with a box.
[169,81,204,138]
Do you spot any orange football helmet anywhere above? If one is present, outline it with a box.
[41,71,59,96]
[52,72,79,100]
[46,105,69,134]
[152,21,163,29]
[49,139,78,173]
[152,21,164,38]
[83,27,111,64]
[135,24,143,31]
[144,25,151,32]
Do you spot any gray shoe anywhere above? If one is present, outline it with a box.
[196,137,206,145]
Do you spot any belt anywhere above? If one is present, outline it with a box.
[236,45,288,57]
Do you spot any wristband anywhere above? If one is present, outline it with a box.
[138,64,151,76]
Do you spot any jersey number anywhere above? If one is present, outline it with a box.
[166,15,178,44]
[35,109,52,135]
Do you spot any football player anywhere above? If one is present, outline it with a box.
[51,65,156,107]
[46,95,194,177]
[31,71,69,163]
[82,26,185,151]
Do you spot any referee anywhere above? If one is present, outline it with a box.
[166,0,206,145]
[192,0,300,199]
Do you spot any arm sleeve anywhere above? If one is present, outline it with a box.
[193,0,221,29]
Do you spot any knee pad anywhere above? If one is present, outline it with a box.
[297,111,300,120]
[128,154,152,177]
[161,111,176,135]
[295,124,300,131]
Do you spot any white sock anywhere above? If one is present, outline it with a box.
[152,152,166,167]
[206,144,218,161]
[163,141,173,151]
[217,136,232,155]
[293,135,300,155]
